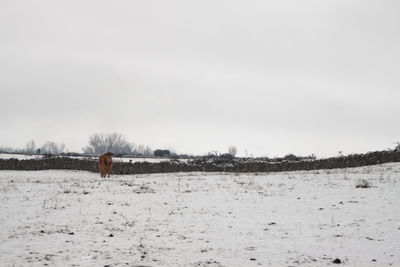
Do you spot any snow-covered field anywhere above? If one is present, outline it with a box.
[0,153,176,163]
[0,153,40,160]
[68,156,174,164]
[1,163,399,266]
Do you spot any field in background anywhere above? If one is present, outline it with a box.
[0,153,172,163]
[1,163,399,266]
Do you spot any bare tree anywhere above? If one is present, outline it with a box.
[25,140,36,154]
[83,133,133,155]
[133,144,153,156]
[0,146,15,153]
[41,141,66,154]
[228,146,237,157]
[208,151,221,157]
[395,142,400,152]
[142,146,153,156]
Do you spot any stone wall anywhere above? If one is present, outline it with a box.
[1,150,400,175]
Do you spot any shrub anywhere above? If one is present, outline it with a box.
[220,153,234,159]
[283,154,298,161]
[154,149,170,157]
[356,179,371,188]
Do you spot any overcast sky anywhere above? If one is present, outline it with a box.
[1,0,399,157]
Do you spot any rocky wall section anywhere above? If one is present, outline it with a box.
[0,150,400,175]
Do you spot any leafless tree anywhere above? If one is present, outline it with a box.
[395,142,400,152]
[228,145,237,157]
[0,146,15,153]
[83,133,134,155]
[25,140,36,154]
[41,141,66,154]
[133,144,153,156]
[208,151,221,157]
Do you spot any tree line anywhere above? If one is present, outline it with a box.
[0,132,242,158]
[0,140,66,155]
[0,133,153,156]
[82,133,153,156]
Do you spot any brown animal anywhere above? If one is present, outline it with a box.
[98,152,114,178]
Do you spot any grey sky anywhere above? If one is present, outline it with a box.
[1,0,399,157]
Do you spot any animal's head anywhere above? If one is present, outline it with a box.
[105,152,115,157]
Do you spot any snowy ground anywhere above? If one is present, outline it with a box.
[0,163,399,266]
[0,153,40,160]
[0,153,176,163]
[68,156,174,164]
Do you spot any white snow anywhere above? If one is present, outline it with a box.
[0,153,183,163]
[67,156,174,163]
[1,163,399,266]
[0,153,39,160]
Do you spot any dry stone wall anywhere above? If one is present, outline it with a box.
[0,150,399,175]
